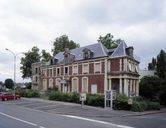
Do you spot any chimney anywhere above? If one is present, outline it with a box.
[126,46,134,57]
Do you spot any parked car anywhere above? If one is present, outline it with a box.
[0,92,21,101]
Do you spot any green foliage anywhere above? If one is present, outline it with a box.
[97,33,122,49]
[41,50,52,62]
[113,94,160,111]
[49,92,104,107]
[4,78,14,89]
[159,79,166,105]
[148,57,156,70]
[26,82,32,89]
[85,94,104,107]
[49,91,80,103]
[16,89,40,98]
[113,94,131,110]
[156,50,166,79]
[20,46,41,78]
[131,101,148,112]
[52,35,80,55]
[148,50,166,79]
[139,76,160,100]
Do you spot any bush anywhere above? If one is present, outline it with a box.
[16,89,40,98]
[131,101,147,112]
[113,94,131,110]
[147,101,160,110]
[85,94,104,107]
[113,94,160,112]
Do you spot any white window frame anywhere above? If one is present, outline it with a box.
[72,77,78,92]
[91,84,97,94]
[82,77,88,93]
[49,68,53,77]
[82,63,89,74]
[94,61,101,73]
[72,64,78,74]
[49,78,53,89]
[55,78,61,91]
[56,67,61,76]
[64,66,69,76]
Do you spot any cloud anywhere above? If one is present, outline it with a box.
[0,0,166,82]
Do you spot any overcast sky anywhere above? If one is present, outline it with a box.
[0,0,165,83]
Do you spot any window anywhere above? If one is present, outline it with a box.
[35,68,38,74]
[72,65,78,74]
[42,69,47,77]
[64,67,68,75]
[83,63,89,74]
[91,84,97,94]
[35,76,38,82]
[82,77,88,93]
[43,79,47,91]
[72,77,78,92]
[56,78,61,91]
[49,69,52,77]
[49,79,53,89]
[94,62,101,73]
[57,67,60,75]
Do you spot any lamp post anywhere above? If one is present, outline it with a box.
[5,48,22,100]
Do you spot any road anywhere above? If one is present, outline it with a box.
[0,99,132,128]
[0,98,166,128]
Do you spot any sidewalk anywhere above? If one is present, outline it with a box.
[23,98,166,118]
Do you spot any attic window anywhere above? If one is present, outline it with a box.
[83,48,91,59]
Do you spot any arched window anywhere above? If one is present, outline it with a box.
[82,77,88,93]
[72,77,78,92]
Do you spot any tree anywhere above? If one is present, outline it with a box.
[156,50,166,79]
[148,57,156,70]
[41,50,52,62]
[20,46,41,79]
[52,35,80,55]
[97,33,121,49]
[4,79,14,89]
[139,76,160,100]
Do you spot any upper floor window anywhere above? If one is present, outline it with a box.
[42,69,47,77]
[94,62,101,73]
[64,66,68,75]
[35,68,38,74]
[57,67,60,75]
[72,65,78,74]
[49,69,52,77]
[82,48,93,60]
[83,63,89,74]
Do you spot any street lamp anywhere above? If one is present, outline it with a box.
[5,48,23,100]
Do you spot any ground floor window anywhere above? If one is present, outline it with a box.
[82,77,88,93]
[91,84,97,94]
[72,77,78,92]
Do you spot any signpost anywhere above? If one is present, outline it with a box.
[80,93,86,108]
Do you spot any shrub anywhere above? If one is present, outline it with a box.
[86,94,104,107]
[131,101,147,112]
[147,101,160,110]
[16,89,40,98]
[113,94,131,110]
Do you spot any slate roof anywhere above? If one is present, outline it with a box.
[54,42,109,63]
[52,41,139,64]
[111,41,128,58]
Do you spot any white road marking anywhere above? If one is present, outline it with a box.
[64,115,134,128]
[0,112,45,128]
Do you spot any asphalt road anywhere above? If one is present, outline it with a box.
[1,98,166,128]
[0,100,132,128]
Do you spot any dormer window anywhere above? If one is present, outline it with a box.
[83,48,92,60]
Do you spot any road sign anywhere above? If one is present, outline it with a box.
[80,93,86,101]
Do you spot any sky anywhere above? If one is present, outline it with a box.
[0,0,166,83]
